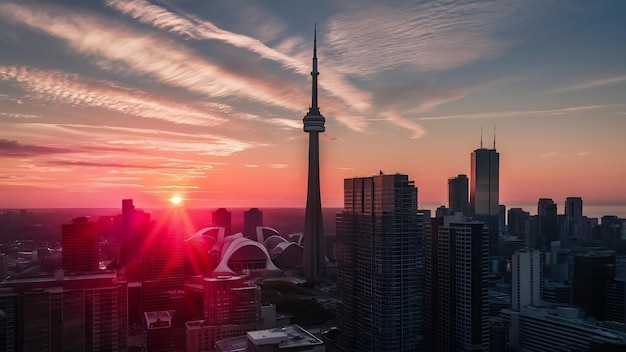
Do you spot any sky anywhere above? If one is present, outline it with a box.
[0,0,625,216]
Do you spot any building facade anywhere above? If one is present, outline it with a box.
[512,249,542,311]
[469,148,499,217]
[185,276,262,352]
[425,217,489,351]
[448,174,469,216]
[336,173,423,351]
[0,273,128,352]
[243,208,263,240]
[62,216,99,274]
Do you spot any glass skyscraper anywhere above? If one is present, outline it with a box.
[336,173,423,351]
[470,147,499,256]
[470,148,499,217]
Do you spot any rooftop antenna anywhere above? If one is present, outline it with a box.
[493,125,496,150]
[480,125,483,149]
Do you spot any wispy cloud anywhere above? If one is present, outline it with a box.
[0,139,126,157]
[0,111,41,119]
[105,0,373,118]
[383,111,426,139]
[539,152,561,157]
[0,139,69,156]
[326,1,525,75]
[0,66,226,126]
[52,124,256,157]
[418,104,625,121]
[551,74,626,93]
[47,159,171,169]
[0,3,310,118]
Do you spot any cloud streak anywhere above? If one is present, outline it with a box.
[383,111,426,139]
[326,1,525,75]
[0,3,310,118]
[55,123,255,157]
[418,104,625,121]
[551,74,626,93]
[0,139,70,156]
[105,0,373,117]
[0,66,226,126]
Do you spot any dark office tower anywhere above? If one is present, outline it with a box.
[470,142,499,257]
[0,273,128,351]
[605,264,625,323]
[302,27,325,282]
[141,217,185,313]
[424,218,489,351]
[120,199,151,267]
[121,198,134,265]
[243,208,263,240]
[573,252,615,320]
[337,174,422,351]
[62,216,99,274]
[600,216,624,249]
[499,204,506,235]
[565,197,584,240]
[508,208,530,239]
[212,208,232,235]
[537,198,558,249]
[448,174,469,215]
[436,205,449,218]
[470,146,499,216]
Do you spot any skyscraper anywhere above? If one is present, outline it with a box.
[448,174,469,215]
[302,28,325,281]
[511,249,542,311]
[424,216,489,352]
[120,199,151,268]
[565,196,583,240]
[62,216,99,274]
[141,215,185,313]
[508,208,530,240]
[537,198,558,249]
[573,251,615,321]
[243,208,263,241]
[469,145,499,217]
[336,173,422,351]
[469,135,500,257]
[212,208,232,235]
[0,273,128,351]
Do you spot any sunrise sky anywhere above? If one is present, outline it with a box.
[0,0,625,216]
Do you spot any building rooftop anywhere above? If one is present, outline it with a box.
[215,325,324,351]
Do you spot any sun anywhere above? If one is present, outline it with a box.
[170,196,182,205]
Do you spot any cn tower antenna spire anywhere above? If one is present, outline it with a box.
[310,23,320,115]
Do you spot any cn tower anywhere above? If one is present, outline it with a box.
[302,26,325,281]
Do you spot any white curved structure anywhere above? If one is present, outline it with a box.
[188,226,226,243]
[256,226,280,243]
[212,235,281,276]
[263,235,288,250]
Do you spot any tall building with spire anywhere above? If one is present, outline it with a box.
[470,129,499,217]
[302,26,325,281]
[470,128,500,256]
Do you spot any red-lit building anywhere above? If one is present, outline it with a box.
[62,216,99,274]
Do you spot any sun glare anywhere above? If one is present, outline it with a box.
[171,196,182,205]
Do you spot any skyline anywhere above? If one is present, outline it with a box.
[1,1,625,213]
